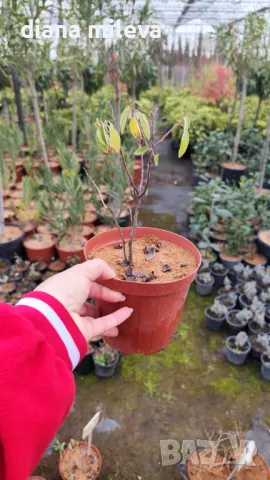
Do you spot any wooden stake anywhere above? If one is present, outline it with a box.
[82,412,101,455]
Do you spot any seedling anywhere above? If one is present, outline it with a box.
[235,332,249,350]
[243,281,257,300]
[223,276,232,292]
[235,309,253,324]
[261,288,270,303]
[251,296,265,315]
[212,262,225,273]
[88,103,190,266]
[197,272,213,284]
[209,299,228,317]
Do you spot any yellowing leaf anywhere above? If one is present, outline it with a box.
[154,154,159,166]
[95,130,108,153]
[178,116,190,158]
[138,111,150,140]
[120,107,130,135]
[145,189,149,196]
[109,125,121,152]
[130,117,141,141]
[134,147,148,156]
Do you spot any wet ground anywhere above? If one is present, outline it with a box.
[34,140,270,479]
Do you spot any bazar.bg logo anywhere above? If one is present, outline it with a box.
[160,434,257,466]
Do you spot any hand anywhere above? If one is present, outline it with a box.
[35,259,132,342]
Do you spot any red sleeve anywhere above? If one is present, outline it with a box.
[0,292,87,480]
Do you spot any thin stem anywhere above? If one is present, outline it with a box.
[107,101,116,128]
[155,121,183,146]
[120,148,139,194]
[84,169,128,263]
[128,197,141,265]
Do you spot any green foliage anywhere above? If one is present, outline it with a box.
[83,62,104,96]
[121,57,158,98]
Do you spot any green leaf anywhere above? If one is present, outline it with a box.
[138,111,150,140]
[134,147,148,156]
[109,125,121,152]
[120,107,130,135]
[178,116,190,158]
[154,154,159,166]
[145,189,149,196]
[95,130,108,154]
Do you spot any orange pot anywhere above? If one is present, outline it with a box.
[56,237,86,263]
[59,442,101,480]
[188,450,230,479]
[23,234,56,262]
[84,227,200,354]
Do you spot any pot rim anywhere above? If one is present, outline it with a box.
[23,233,57,250]
[226,309,249,327]
[205,306,226,322]
[93,349,119,367]
[84,227,201,293]
[0,222,25,246]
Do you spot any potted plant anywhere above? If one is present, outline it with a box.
[228,263,244,285]
[218,276,235,295]
[84,104,200,354]
[0,258,10,274]
[249,310,269,335]
[226,308,253,334]
[250,334,270,360]
[261,347,270,382]
[210,262,228,287]
[59,439,102,480]
[93,343,119,378]
[236,265,254,285]
[0,275,16,295]
[13,254,29,274]
[257,271,270,292]
[216,292,237,311]
[239,281,258,309]
[26,263,43,284]
[195,272,215,296]
[187,449,229,479]
[226,331,251,365]
[48,259,67,273]
[205,300,228,332]
[23,233,56,262]
[229,445,269,478]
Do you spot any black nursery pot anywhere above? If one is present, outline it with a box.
[93,351,119,378]
[210,267,228,287]
[118,214,130,228]
[74,353,94,375]
[0,223,25,260]
[221,163,246,184]
[256,231,270,262]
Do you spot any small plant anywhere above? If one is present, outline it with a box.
[253,310,266,328]
[243,281,257,300]
[261,273,270,288]
[228,292,237,304]
[241,265,254,281]
[197,272,213,284]
[199,260,210,273]
[261,288,270,304]
[256,334,270,351]
[212,262,225,272]
[254,264,265,279]
[0,275,9,284]
[223,276,232,292]
[209,299,228,317]
[94,344,117,366]
[234,332,249,350]
[235,308,253,324]
[232,263,244,274]
[53,438,66,455]
[251,296,265,315]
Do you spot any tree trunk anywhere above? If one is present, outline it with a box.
[11,66,27,145]
[0,175,4,235]
[259,106,270,189]
[231,74,248,164]
[227,76,238,131]
[115,77,120,133]
[254,97,262,126]
[27,70,49,167]
[72,75,77,153]
[42,91,48,125]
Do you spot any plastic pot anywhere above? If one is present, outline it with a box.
[205,307,226,332]
[230,450,269,479]
[93,350,119,378]
[23,234,56,262]
[187,450,229,479]
[56,237,86,263]
[261,353,270,381]
[219,253,242,271]
[0,223,25,260]
[248,320,269,336]
[74,353,94,375]
[226,309,249,334]
[59,441,102,480]
[195,276,214,296]
[226,336,251,365]
[216,294,237,311]
[84,227,200,355]
[210,267,228,287]
[257,230,270,262]
[250,335,266,360]
[221,162,246,183]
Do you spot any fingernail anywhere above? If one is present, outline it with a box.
[120,295,126,301]
[128,308,134,313]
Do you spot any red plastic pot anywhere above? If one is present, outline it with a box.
[187,450,230,479]
[56,237,86,263]
[23,234,56,262]
[84,227,200,354]
[59,441,101,480]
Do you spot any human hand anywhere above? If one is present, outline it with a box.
[35,259,132,342]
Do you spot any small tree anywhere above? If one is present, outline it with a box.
[87,103,189,266]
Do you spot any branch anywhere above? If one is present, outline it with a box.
[155,122,184,146]
[84,169,128,263]
[107,101,116,128]
[119,148,139,195]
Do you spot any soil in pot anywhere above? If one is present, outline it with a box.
[221,162,246,183]
[249,321,269,335]
[230,451,269,480]
[48,259,67,272]
[9,270,23,282]
[59,441,101,480]
[0,224,24,259]
[250,335,268,360]
[0,259,10,274]
[216,294,236,309]
[188,450,229,479]
[82,211,99,226]
[14,259,29,273]
[23,234,56,262]
[0,226,23,243]
[32,259,48,272]
[244,253,267,266]
[0,282,16,294]
[85,227,200,355]
[220,252,242,270]
[88,234,197,283]
[226,309,250,333]
[57,236,86,263]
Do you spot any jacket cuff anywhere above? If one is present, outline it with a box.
[15,291,87,370]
